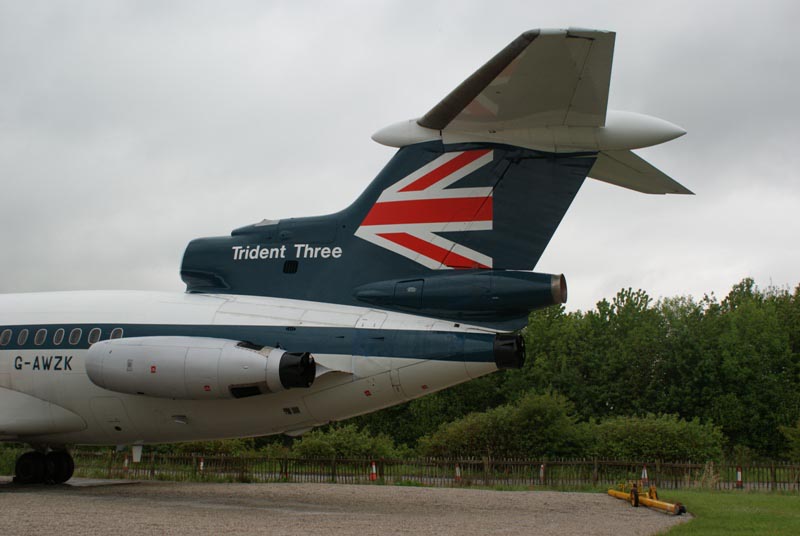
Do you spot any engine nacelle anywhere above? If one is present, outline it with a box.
[354,270,567,322]
[85,336,315,400]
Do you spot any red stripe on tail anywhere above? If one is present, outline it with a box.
[399,149,491,192]
[377,232,489,269]
[361,198,492,226]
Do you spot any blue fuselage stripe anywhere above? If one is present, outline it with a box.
[0,324,496,363]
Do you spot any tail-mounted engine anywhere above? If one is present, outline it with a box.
[85,336,315,400]
[354,270,566,322]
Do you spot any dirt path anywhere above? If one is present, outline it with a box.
[0,478,689,535]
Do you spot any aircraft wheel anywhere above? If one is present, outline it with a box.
[46,451,75,484]
[14,451,47,484]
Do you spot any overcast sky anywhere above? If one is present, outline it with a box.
[1,0,798,311]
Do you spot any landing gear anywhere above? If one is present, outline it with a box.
[13,451,46,484]
[45,451,75,484]
[13,450,74,484]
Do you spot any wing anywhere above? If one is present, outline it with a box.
[0,387,86,437]
[418,28,615,131]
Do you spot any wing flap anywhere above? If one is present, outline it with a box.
[589,150,693,195]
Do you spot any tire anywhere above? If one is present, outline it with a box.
[15,451,47,484]
[46,451,75,484]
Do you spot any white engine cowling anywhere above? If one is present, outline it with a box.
[85,336,315,400]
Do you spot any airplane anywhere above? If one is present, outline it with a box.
[0,28,689,484]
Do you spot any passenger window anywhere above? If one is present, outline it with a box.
[0,329,11,346]
[69,328,82,345]
[17,329,29,346]
[88,328,102,344]
[34,329,47,346]
[110,328,124,339]
[53,328,65,345]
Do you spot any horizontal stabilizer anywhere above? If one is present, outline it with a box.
[419,28,616,132]
[589,150,692,195]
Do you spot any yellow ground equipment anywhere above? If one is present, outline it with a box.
[608,482,686,515]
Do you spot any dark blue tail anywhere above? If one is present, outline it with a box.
[181,141,595,329]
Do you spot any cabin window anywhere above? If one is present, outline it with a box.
[69,328,82,345]
[53,328,65,345]
[34,329,47,346]
[110,328,124,339]
[88,328,102,344]
[17,329,29,346]
[0,329,11,346]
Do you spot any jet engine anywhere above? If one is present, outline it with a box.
[85,336,315,400]
[354,270,567,322]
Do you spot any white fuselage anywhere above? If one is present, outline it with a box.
[0,290,498,446]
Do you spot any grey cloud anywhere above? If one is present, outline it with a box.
[1,1,797,311]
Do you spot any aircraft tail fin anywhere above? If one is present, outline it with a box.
[181,140,591,328]
[181,28,688,329]
[347,141,592,271]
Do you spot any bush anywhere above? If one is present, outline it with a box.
[257,442,292,459]
[292,424,401,459]
[417,392,586,458]
[157,438,256,456]
[585,414,725,462]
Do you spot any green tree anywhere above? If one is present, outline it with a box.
[586,414,725,462]
[779,420,800,461]
[417,392,585,458]
[292,424,400,459]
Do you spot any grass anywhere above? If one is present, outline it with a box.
[661,490,800,535]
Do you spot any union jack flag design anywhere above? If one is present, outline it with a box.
[354,149,495,269]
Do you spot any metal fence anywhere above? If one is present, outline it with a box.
[71,451,800,492]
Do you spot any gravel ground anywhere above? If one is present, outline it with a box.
[0,478,690,535]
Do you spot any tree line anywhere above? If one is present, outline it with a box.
[345,278,800,461]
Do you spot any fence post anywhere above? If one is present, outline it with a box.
[592,458,598,485]
[106,450,114,479]
[482,457,490,486]
[238,456,247,483]
[771,462,777,492]
[330,457,337,483]
[280,457,289,481]
[655,460,661,487]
